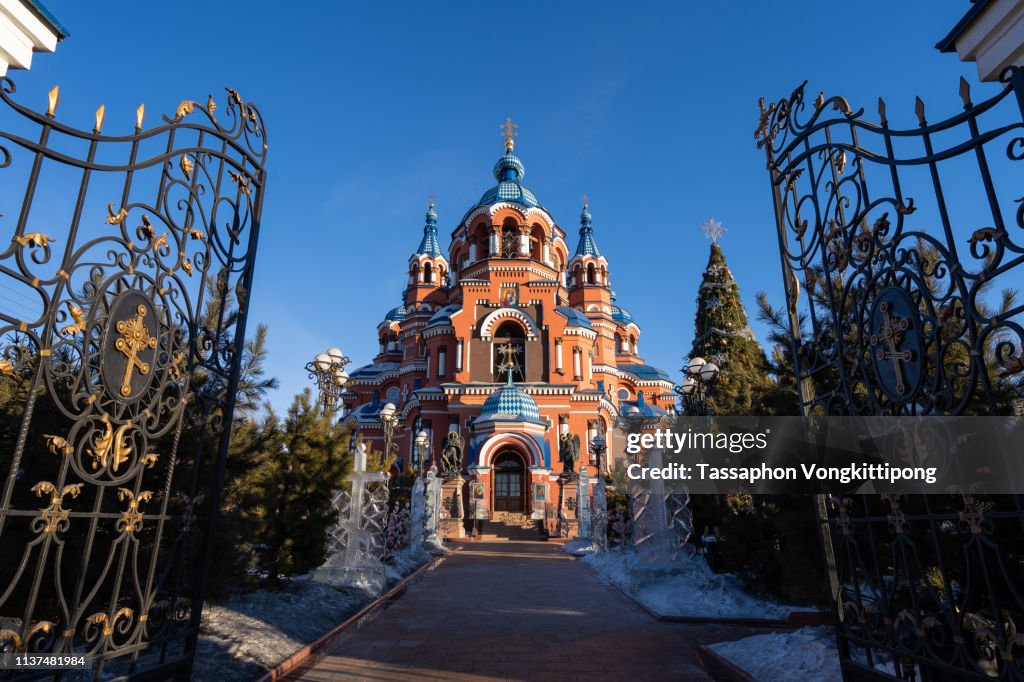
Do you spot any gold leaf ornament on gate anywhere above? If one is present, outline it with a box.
[180,154,194,180]
[43,434,74,457]
[13,232,55,248]
[117,489,152,533]
[88,415,133,472]
[31,481,83,533]
[106,204,128,225]
[60,301,87,336]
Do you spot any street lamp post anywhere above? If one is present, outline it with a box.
[590,431,609,552]
[590,432,606,475]
[306,347,350,416]
[414,429,430,475]
[675,356,720,416]
[378,402,401,465]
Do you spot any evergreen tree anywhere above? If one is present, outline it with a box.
[755,291,804,417]
[246,389,352,584]
[234,323,280,418]
[689,243,774,415]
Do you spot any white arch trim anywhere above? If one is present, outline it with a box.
[479,307,540,340]
[523,207,555,231]
[477,433,544,468]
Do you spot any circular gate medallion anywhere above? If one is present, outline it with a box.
[868,286,923,403]
[101,290,160,403]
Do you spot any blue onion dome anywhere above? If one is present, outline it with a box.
[580,202,592,226]
[384,304,407,321]
[477,119,541,208]
[415,200,442,257]
[611,304,633,324]
[493,151,526,183]
[478,373,541,422]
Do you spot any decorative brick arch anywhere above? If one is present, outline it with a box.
[477,433,544,468]
[479,308,539,340]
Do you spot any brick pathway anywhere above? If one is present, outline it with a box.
[292,541,760,681]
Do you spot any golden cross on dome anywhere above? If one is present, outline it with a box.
[581,193,588,209]
[500,117,518,151]
[700,217,728,244]
[428,193,436,207]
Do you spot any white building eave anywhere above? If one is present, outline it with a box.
[0,0,66,76]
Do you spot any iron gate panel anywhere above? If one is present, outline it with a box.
[758,67,1024,680]
[0,78,267,680]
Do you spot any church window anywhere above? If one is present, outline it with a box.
[501,225,518,258]
[493,320,525,382]
[617,387,631,401]
[587,263,596,285]
[423,262,433,283]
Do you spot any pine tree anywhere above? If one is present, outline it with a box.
[234,323,280,417]
[248,389,353,584]
[754,291,804,417]
[689,243,774,415]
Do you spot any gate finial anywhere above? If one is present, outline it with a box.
[959,77,972,108]
[46,86,59,118]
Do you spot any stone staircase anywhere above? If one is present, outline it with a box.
[479,512,543,541]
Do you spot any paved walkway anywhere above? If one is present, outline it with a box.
[292,541,760,682]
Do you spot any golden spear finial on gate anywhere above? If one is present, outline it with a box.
[46,86,59,117]
[95,105,105,134]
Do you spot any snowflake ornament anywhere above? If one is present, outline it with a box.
[700,217,728,244]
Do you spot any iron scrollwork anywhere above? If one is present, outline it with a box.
[759,67,1024,681]
[0,77,268,679]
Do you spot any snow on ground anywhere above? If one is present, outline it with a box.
[710,626,897,681]
[194,548,430,682]
[562,539,600,556]
[576,548,796,619]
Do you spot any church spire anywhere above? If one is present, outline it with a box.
[574,194,602,257]
[414,195,442,257]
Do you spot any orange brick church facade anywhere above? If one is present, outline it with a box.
[341,125,673,523]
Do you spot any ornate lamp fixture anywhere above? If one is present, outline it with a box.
[306,346,350,415]
[378,401,402,464]
[675,356,720,416]
[414,429,430,474]
[590,432,607,473]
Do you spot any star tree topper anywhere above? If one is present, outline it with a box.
[700,217,728,244]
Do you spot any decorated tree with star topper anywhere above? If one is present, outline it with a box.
[689,218,774,415]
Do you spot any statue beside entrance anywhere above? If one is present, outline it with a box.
[558,432,580,478]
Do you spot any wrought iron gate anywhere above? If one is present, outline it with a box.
[758,67,1024,680]
[0,78,267,680]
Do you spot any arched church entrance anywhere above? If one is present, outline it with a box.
[492,450,526,513]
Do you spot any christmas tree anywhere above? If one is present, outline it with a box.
[689,220,774,415]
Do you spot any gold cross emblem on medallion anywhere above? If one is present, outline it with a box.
[870,301,912,396]
[114,304,157,397]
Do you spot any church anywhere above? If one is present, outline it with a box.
[340,121,674,534]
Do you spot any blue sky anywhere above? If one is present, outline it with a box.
[6,1,1004,413]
